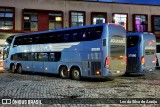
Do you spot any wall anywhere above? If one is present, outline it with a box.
[0,0,160,33]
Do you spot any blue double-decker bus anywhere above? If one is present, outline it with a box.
[3,23,126,80]
[126,32,157,75]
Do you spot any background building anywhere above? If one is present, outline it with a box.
[0,0,160,41]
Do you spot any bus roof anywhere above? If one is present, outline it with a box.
[127,32,155,37]
[127,32,156,42]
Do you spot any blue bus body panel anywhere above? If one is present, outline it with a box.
[126,33,156,74]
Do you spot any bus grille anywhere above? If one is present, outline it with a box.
[126,57,139,72]
[91,62,101,75]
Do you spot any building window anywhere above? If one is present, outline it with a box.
[23,12,38,31]
[151,15,160,34]
[49,12,63,30]
[70,11,85,27]
[91,12,107,24]
[112,13,128,30]
[0,7,14,30]
[133,14,148,32]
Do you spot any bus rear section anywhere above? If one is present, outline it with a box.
[126,33,156,75]
[156,43,160,68]
[104,24,126,77]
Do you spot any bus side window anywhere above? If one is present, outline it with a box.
[54,52,61,62]
[33,35,43,44]
[38,53,48,61]
[23,36,29,45]
[34,53,38,61]
[11,55,14,60]
[17,53,22,60]
[22,53,28,61]
[28,53,35,61]
[72,32,78,41]
[63,33,70,42]
[28,36,33,44]
[49,53,55,61]
[13,37,23,47]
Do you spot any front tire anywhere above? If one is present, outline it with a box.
[59,66,69,79]
[71,68,81,80]
[10,64,16,73]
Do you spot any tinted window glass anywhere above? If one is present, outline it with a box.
[28,36,33,44]
[157,45,160,53]
[6,36,14,45]
[13,26,103,45]
[23,36,28,45]
[28,53,35,60]
[49,53,55,61]
[22,53,28,60]
[54,52,61,61]
[38,53,48,61]
[127,36,140,48]
[145,50,155,55]
[13,37,23,46]
[33,34,43,44]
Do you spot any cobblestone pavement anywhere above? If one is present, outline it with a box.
[0,69,160,107]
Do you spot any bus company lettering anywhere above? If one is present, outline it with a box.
[110,39,125,44]
[128,54,136,57]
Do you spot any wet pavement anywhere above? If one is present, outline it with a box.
[0,68,159,107]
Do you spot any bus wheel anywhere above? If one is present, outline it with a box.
[10,64,16,73]
[17,64,22,74]
[59,66,69,79]
[71,67,81,80]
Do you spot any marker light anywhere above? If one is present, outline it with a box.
[96,70,101,75]
[153,56,157,64]
[123,56,127,65]
[105,57,110,69]
[141,56,145,66]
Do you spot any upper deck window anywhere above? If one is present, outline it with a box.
[13,26,103,46]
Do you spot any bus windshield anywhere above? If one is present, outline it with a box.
[127,36,140,48]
